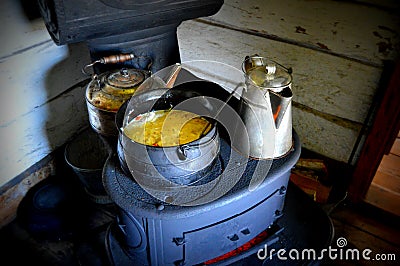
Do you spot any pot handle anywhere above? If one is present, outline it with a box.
[177,145,190,161]
[176,132,218,161]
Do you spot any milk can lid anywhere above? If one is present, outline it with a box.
[243,56,292,92]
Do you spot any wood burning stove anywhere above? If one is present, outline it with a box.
[103,131,301,265]
[38,2,334,265]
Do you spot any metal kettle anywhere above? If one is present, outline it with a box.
[83,53,151,137]
[238,55,293,159]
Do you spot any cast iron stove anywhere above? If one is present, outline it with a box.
[37,2,333,264]
[103,129,301,265]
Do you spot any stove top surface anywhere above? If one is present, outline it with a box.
[103,131,300,214]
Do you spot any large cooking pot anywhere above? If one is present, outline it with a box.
[116,81,224,186]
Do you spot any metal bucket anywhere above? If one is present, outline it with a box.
[64,128,112,204]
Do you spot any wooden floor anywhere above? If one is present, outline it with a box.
[328,202,400,265]
[365,131,400,217]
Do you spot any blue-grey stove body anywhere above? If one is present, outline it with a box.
[103,130,301,266]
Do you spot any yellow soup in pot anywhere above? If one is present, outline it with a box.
[122,110,211,147]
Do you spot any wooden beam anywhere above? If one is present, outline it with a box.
[348,60,400,202]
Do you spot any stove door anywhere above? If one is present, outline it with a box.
[183,189,285,265]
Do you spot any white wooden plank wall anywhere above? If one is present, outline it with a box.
[178,0,400,162]
[0,0,90,187]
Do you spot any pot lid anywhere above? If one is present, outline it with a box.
[105,68,145,89]
[243,56,292,92]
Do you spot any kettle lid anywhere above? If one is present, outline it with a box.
[105,68,146,89]
[243,56,292,92]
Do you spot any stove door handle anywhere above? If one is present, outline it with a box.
[116,215,127,236]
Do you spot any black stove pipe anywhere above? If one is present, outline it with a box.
[38,0,224,73]
[85,24,181,73]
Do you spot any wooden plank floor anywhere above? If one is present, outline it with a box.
[329,202,400,265]
[365,130,400,217]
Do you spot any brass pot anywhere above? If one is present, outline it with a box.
[85,68,150,136]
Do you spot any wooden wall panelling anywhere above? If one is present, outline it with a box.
[203,0,400,66]
[0,0,91,186]
[0,80,89,186]
[0,1,53,58]
[0,42,90,128]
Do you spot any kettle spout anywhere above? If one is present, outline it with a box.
[270,87,292,129]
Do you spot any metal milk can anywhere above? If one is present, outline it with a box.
[238,55,293,159]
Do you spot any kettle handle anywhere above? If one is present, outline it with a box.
[243,55,293,74]
[82,53,153,76]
